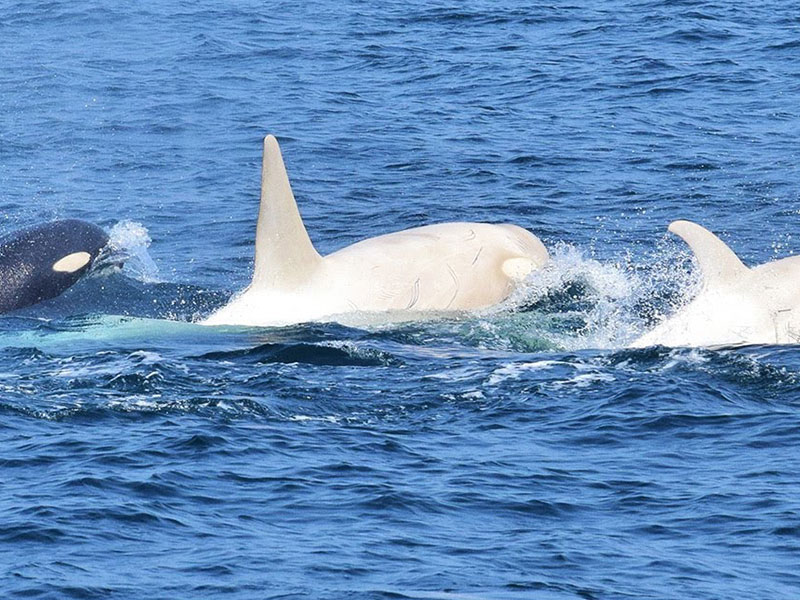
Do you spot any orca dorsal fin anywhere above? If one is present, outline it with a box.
[669,220,748,288]
[251,135,322,290]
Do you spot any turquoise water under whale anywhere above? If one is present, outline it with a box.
[2,1,800,598]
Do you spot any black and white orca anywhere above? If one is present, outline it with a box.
[0,219,109,314]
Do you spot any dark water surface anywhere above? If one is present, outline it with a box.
[2,1,800,598]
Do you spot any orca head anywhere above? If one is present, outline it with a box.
[0,219,110,313]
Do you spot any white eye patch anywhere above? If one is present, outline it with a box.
[52,251,91,273]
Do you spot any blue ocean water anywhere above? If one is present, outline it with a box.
[2,1,800,598]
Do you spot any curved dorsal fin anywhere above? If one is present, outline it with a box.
[668,220,748,287]
[251,135,321,290]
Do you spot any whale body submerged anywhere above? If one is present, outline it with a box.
[204,136,549,327]
[632,220,800,349]
[0,219,109,314]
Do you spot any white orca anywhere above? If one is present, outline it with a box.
[631,219,800,348]
[203,135,549,327]
[0,219,109,314]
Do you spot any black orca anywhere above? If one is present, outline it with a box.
[0,219,109,314]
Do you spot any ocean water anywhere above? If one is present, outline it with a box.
[2,1,800,598]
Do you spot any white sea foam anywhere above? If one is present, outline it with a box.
[486,360,563,386]
[550,371,616,389]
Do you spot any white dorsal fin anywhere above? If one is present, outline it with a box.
[669,220,748,288]
[251,135,322,290]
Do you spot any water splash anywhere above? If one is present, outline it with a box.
[106,221,161,283]
[473,240,703,351]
